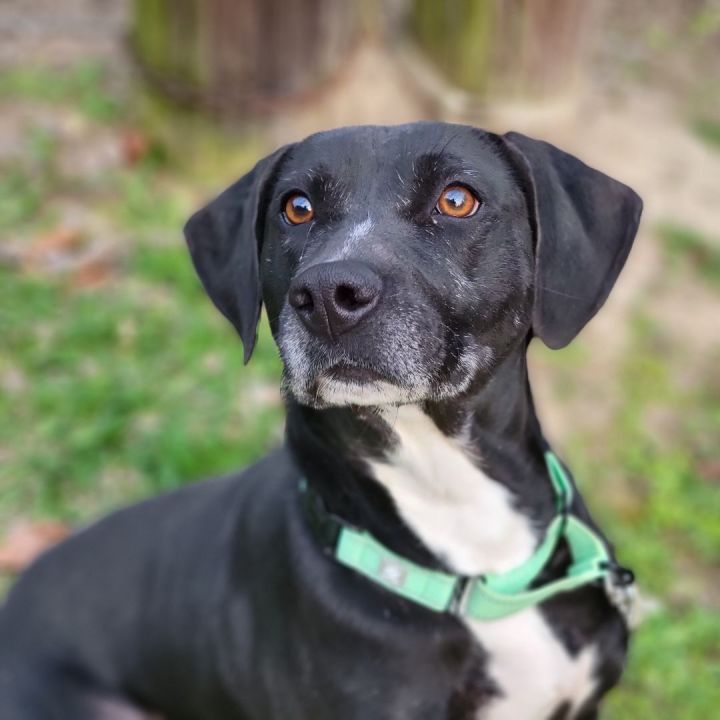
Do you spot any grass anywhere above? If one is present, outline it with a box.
[0,255,284,523]
[658,221,720,288]
[1,62,719,718]
[0,64,284,522]
[611,609,720,717]
[569,313,720,717]
[0,126,58,230]
[692,117,720,150]
[0,63,122,123]
[0,168,43,230]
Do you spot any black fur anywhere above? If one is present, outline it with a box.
[0,123,641,719]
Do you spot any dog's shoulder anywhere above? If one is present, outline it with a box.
[0,449,299,659]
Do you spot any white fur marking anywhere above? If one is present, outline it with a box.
[370,406,536,575]
[317,377,425,407]
[368,406,599,719]
[341,217,374,257]
[470,613,598,719]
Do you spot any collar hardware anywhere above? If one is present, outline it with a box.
[300,451,635,623]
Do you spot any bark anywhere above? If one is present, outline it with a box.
[410,0,595,100]
[132,0,360,115]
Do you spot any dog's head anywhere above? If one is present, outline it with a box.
[185,123,642,408]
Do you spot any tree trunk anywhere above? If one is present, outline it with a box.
[131,0,360,116]
[409,0,595,101]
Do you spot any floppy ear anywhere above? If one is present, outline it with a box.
[502,132,643,349]
[184,147,290,363]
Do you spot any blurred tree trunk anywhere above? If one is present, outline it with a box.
[132,0,359,116]
[410,0,594,100]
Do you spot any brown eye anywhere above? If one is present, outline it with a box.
[284,193,314,225]
[436,185,480,218]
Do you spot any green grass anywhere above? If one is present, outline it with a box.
[609,609,720,718]
[692,117,720,150]
[569,313,720,717]
[0,167,43,229]
[0,255,283,523]
[0,63,122,122]
[0,126,58,230]
[0,68,284,521]
[658,221,720,288]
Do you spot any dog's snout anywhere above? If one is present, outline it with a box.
[288,261,382,340]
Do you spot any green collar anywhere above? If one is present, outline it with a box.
[300,451,635,622]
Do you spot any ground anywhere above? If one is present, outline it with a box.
[0,2,718,717]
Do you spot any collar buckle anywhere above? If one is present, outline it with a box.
[603,560,635,587]
[448,575,474,615]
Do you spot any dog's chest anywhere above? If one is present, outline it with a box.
[369,407,598,719]
[466,611,597,719]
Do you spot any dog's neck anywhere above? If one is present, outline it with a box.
[286,345,557,574]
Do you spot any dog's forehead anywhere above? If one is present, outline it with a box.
[282,123,503,180]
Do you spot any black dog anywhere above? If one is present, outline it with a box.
[0,123,642,720]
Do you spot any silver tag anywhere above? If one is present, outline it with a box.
[378,558,408,588]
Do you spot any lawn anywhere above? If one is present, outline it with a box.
[0,63,718,717]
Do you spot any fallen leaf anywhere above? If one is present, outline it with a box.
[20,225,119,288]
[69,253,116,289]
[0,520,70,574]
[697,459,720,484]
[121,128,151,166]
[24,227,85,269]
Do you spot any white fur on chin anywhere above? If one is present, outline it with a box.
[315,377,427,407]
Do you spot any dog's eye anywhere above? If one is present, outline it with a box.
[436,185,480,218]
[284,194,314,225]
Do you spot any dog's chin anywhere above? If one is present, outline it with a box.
[316,377,426,408]
[283,350,489,409]
[286,365,430,409]
[279,330,489,409]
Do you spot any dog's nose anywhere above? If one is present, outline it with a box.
[288,261,382,340]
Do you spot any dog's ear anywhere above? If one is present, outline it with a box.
[184,146,291,363]
[502,132,642,349]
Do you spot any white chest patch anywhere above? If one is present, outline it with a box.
[469,612,597,719]
[369,406,537,576]
[368,406,598,719]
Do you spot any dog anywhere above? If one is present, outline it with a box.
[0,122,642,720]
